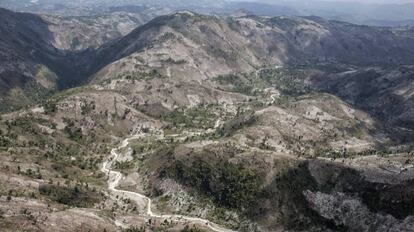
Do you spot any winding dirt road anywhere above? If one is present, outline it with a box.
[101,134,237,232]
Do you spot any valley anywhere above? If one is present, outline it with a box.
[0,4,413,232]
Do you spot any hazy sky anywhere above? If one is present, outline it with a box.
[243,0,414,3]
[318,0,414,2]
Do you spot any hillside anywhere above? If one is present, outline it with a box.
[311,66,414,141]
[90,12,414,81]
[84,12,414,136]
[41,12,149,51]
[1,8,414,232]
[0,8,67,112]
[0,8,148,112]
[3,9,414,113]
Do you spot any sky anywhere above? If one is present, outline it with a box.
[240,0,414,3]
[319,0,414,2]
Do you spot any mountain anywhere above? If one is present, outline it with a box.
[312,66,414,141]
[82,12,414,122]
[239,0,414,27]
[41,12,149,51]
[0,7,150,112]
[4,0,414,27]
[0,7,70,111]
[90,13,414,79]
[71,12,414,231]
[1,8,414,232]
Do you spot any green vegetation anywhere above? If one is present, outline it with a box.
[258,68,310,96]
[168,157,262,211]
[101,69,168,85]
[0,79,55,113]
[49,86,92,103]
[216,68,310,97]
[123,226,146,232]
[216,74,254,95]
[130,137,167,155]
[162,107,217,129]
[22,79,55,102]
[208,47,229,59]
[113,160,134,170]
[157,32,178,43]
[156,194,172,211]
[21,168,42,179]
[4,115,53,137]
[63,118,83,143]
[80,100,95,115]
[43,99,57,114]
[217,110,256,137]
[39,184,102,207]
[0,135,10,147]
[0,106,108,195]
[163,57,187,65]
[315,147,385,159]
[181,225,206,232]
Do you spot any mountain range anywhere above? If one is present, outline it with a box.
[0,5,414,232]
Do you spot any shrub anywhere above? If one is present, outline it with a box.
[123,226,145,232]
[43,100,57,114]
[181,225,206,232]
[63,119,83,142]
[39,184,101,207]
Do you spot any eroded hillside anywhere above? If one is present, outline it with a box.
[1,8,414,232]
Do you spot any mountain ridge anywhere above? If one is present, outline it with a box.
[1,6,414,232]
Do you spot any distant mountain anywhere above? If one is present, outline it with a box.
[0,8,147,111]
[89,12,414,84]
[41,12,149,51]
[3,0,414,27]
[3,8,414,112]
[255,0,414,26]
[183,1,299,17]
